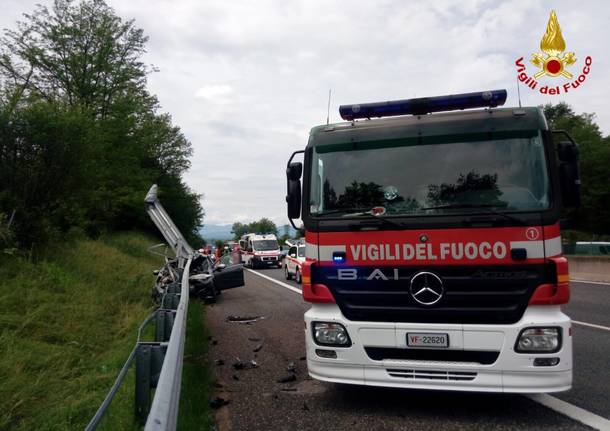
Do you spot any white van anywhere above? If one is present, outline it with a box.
[239,233,282,268]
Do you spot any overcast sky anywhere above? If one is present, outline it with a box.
[2,0,608,227]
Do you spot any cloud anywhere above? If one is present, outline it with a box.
[194,84,234,102]
[2,0,609,227]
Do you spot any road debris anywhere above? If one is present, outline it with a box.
[226,315,265,324]
[277,374,297,384]
[232,374,240,381]
[286,362,296,373]
[214,359,225,366]
[209,397,230,409]
[233,358,258,370]
[253,342,264,352]
[248,337,262,342]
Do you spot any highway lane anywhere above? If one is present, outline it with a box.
[250,269,610,424]
[204,269,606,430]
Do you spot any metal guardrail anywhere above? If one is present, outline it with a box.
[86,184,193,430]
[145,257,191,431]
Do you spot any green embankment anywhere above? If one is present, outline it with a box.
[0,232,212,430]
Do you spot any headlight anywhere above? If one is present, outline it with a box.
[515,327,561,353]
[312,322,351,346]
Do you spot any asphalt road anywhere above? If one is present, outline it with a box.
[204,269,609,430]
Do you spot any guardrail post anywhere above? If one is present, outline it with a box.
[135,342,168,424]
[155,310,176,342]
[162,293,180,310]
[135,344,152,422]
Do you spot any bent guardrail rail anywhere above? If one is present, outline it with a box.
[86,184,193,431]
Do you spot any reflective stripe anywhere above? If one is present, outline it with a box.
[545,236,562,257]
[509,240,545,258]
[319,245,346,261]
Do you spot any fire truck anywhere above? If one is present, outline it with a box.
[285,90,581,392]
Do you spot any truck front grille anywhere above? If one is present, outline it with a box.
[365,347,499,365]
[312,264,552,324]
[386,369,477,381]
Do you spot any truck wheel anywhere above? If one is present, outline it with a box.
[285,265,292,280]
[296,269,302,284]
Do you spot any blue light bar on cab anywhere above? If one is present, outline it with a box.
[339,89,507,121]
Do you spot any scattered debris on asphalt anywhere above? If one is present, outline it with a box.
[286,362,296,373]
[253,342,264,352]
[302,402,310,411]
[248,337,262,342]
[209,397,230,409]
[277,374,297,384]
[226,315,265,324]
[232,374,240,381]
[280,387,297,392]
[214,359,225,366]
[233,358,259,370]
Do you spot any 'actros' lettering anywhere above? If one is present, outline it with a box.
[349,242,507,262]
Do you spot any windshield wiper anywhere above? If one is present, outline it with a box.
[419,203,527,225]
[315,207,373,216]
[315,207,404,228]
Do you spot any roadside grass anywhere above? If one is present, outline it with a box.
[0,232,162,430]
[178,299,214,430]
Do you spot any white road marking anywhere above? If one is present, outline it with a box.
[527,394,610,431]
[572,320,610,332]
[247,269,610,428]
[571,279,610,286]
[246,268,302,295]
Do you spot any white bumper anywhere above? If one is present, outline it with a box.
[305,304,572,393]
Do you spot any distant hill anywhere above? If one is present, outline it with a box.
[199,223,298,242]
[199,224,233,241]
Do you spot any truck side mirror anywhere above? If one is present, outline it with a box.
[552,131,581,208]
[286,162,302,219]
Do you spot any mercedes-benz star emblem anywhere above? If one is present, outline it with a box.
[409,271,444,306]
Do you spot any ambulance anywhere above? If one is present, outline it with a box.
[239,233,282,268]
[285,90,581,392]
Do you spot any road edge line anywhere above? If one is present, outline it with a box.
[245,268,302,295]
[572,320,610,332]
[527,394,610,431]
[570,279,610,286]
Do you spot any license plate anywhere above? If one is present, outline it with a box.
[406,333,449,348]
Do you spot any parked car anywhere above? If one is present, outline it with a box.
[284,242,306,283]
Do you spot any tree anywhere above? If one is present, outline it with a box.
[231,222,249,240]
[0,0,203,247]
[231,218,278,240]
[0,0,149,117]
[543,103,610,234]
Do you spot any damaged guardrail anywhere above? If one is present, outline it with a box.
[86,185,193,431]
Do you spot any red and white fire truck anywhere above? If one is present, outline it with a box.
[285,90,580,392]
[239,233,282,268]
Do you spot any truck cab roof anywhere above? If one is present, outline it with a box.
[308,107,548,148]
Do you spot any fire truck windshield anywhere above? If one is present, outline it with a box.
[309,133,551,217]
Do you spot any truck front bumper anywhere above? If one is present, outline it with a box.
[305,304,572,393]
